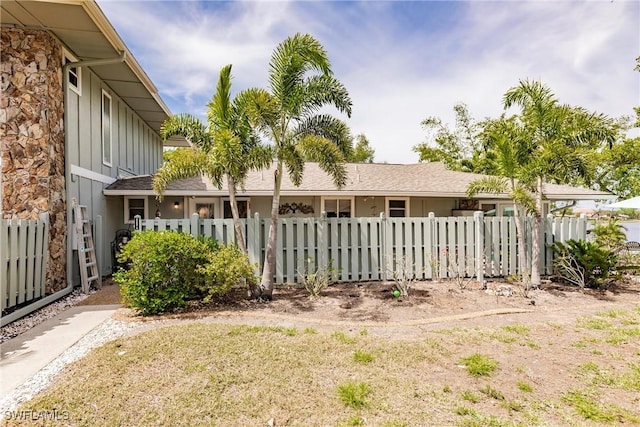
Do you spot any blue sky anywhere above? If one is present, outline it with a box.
[98,0,639,164]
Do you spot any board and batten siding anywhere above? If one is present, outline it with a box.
[66,67,163,281]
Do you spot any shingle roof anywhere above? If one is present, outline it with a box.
[104,162,613,200]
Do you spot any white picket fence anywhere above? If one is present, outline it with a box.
[1,213,50,315]
[135,212,587,284]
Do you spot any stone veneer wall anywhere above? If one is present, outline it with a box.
[1,28,66,293]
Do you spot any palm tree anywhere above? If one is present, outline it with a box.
[467,123,537,286]
[242,33,352,300]
[503,80,617,287]
[153,64,272,254]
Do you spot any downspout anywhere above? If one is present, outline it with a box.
[63,51,126,291]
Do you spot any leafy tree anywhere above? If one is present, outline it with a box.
[595,137,640,199]
[153,64,272,254]
[348,133,375,163]
[413,103,490,173]
[241,34,352,299]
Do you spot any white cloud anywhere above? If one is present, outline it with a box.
[98,0,639,164]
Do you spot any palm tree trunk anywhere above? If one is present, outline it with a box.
[510,178,530,287]
[226,175,247,254]
[530,175,543,288]
[255,161,283,300]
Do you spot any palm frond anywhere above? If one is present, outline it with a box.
[160,114,212,149]
[300,75,352,118]
[268,33,331,114]
[235,88,280,136]
[279,144,305,187]
[152,148,214,198]
[207,64,233,130]
[466,176,508,198]
[293,115,352,157]
[511,184,537,215]
[296,135,347,188]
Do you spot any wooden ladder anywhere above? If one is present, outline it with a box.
[74,200,101,293]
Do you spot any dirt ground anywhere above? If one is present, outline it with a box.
[107,276,640,334]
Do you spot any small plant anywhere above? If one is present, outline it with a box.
[446,251,477,290]
[461,390,480,403]
[338,381,371,408]
[333,331,357,344]
[479,385,505,401]
[353,350,374,363]
[442,384,452,393]
[517,381,533,392]
[303,327,318,334]
[455,406,477,416]
[460,353,499,377]
[298,258,338,299]
[338,415,365,427]
[551,239,617,288]
[386,255,420,297]
[502,324,530,335]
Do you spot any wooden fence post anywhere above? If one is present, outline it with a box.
[380,212,388,280]
[247,213,261,275]
[190,212,200,237]
[474,211,484,283]
[317,212,328,271]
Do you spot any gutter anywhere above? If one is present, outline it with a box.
[63,52,126,291]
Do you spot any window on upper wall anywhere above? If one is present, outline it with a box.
[63,50,81,95]
[125,197,147,223]
[102,90,112,166]
[387,198,409,217]
[323,198,353,218]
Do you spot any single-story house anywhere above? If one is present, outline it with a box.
[104,161,612,223]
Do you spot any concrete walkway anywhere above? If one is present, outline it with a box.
[0,304,120,398]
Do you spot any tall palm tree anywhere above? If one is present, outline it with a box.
[503,80,617,287]
[242,33,352,300]
[153,64,272,254]
[467,123,537,286]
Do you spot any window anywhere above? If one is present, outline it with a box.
[322,197,353,218]
[387,198,409,217]
[125,197,147,222]
[223,200,249,219]
[102,90,112,166]
[63,50,81,95]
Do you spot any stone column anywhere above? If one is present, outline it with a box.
[1,28,66,292]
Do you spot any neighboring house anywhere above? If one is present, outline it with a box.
[104,161,612,222]
[1,0,184,290]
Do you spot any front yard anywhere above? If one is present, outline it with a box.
[6,279,640,426]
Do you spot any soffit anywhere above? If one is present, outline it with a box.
[1,0,183,145]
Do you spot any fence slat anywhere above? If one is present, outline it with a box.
[1,221,8,311]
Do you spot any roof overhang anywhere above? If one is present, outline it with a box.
[1,0,184,144]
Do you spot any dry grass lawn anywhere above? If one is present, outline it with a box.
[7,305,640,426]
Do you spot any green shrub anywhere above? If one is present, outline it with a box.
[197,244,257,301]
[591,219,627,250]
[114,231,217,315]
[551,239,617,288]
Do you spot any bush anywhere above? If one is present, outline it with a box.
[591,219,627,250]
[551,239,617,288]
[197,244,257,301]
[114,231,218,315]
